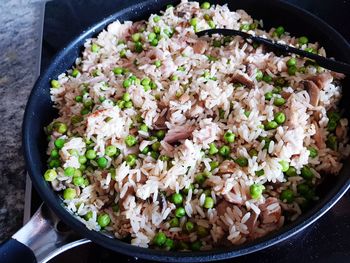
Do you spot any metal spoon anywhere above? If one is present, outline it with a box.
[196,29,350,75]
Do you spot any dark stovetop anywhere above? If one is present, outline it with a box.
[36,0,350,262]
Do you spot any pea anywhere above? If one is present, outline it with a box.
[141,146,150,155]
[169,217,179,227]
[279,160,289,172]
[308,147,318,158]
[235,157,248,167]
[81,108,90,115]
[131,33,141,42]
[85,149,96,160]
[154,60,162,68]
[164,238,174,250]
[134,41,143,53]
[285,166,297,177]
[71,115,83,124]
[288,65,297,75]
[123,79,132,88]
[209,143,219,155]
[75,95,83,102]
[148,32,156,41]
[54,138,65,149]
[273,97,286,106]
[178,241,189,250]
[125,135,137,147]
[64,167,75,177]
[208,20,215,28]
[190,18,197,27]
[274,112,286,124]
[49,159,60,168]
[244,111,251,118]
[326,134,337,150]
[265,121,278,130]
[327,119,338,132]
[51,79,60,88]
[73,176,84,186]
[298,36,309,45]
[262,74,273,83]
[297,183,310,196]
[301,166,314,180]
[71,69,79,78]
[185,221,195,232]
[191,240,202,251]
[255,169,264,177]
[204,196,214,209]
[223,131,235,143]
[240,23,250,31]
[286,58,297,67]
[63,188,76,200]
[84,211,93,221]
[259,136,272,150]
[113,67,124,75]
[150,38,158,46]
[219,145,230,157]
[150,81,157,90]
[44,169,57,181]
[73,169,82,178]
[125,154,137,167]
[155,130,166,140]
[265,92,274,101]
[209,161,219,171]
[274,26,285,37]
[171,193,183,205]
[201,2,210,9]
[195,173,206,184]
[175,207,186,218]
[197,225,209,237]
[250,184,265,199]
[280,189,294,203]
[213,40,222,47]
[249,149,258,157]
[119,49,126,58]
[255,70,263,81]
[91,43,101,53]
[97,213,110,227]
[50,149,59,159]
[153,26,161,34]
[97,157,108,169]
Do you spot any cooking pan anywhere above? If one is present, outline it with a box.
[1,0,350,262]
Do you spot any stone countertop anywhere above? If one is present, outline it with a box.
[0,0,43,242]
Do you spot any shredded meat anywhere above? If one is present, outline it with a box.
[216,199,231,217]
[307,72,333,90]
[163,126,195,144]
[231,72,254,88]
[313,121,325,148]
[302,80,320,106]
[193,40,208,54]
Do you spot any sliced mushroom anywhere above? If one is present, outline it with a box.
[218,160,236,175]
[307,72,333,90]
[193,40,208,54]
[230,72,254,88]
[154,114,167,130]
[313,121,325,149]
[302,80,320,107]
[163,126,195,144]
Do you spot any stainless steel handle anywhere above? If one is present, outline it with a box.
[12,203,89,263]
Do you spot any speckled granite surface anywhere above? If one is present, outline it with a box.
[0,0,43,242]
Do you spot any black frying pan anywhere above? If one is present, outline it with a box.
[1,0,350,262]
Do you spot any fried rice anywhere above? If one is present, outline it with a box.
[44,0,350,251]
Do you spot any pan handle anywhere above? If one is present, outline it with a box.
[0,203,80,263]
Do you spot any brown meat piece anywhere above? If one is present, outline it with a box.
[302,80,320,106]
[193,40,208,54]
[307,72,333,90]
[163,126,195,144]
[218,160,236,175]
[216,199,231,217]
[313,121,325,149]
[231,72,254,88]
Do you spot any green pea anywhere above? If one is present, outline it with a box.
[73,176,84,186]
[209,143,219,155]
[64,167,75,177]
[71,115,83,124]
[78,155,87,164]
[125,154,137,167]
[191,240,202,251]
[265,92,274,101]
[155,130,166,140]
[75,95,83,102]
[141,146,150,155]
[150,38,158,46]
[195,173,206,184]
[54,138,65,149]
[263,74,273,83]
[279,160,289,172]
[255,169,264,177]
[250,184,265,199]
[113,67,124,75]
[274,112,286,124]
[175,207,186,218]
[124,101,132,109]
[91,43,101,53]
[169,217,179,227]
[223,131,235,143]
[208,20,215,28]
[85,149,96,160]
[150,81,157,90]
[297,183,310,196]
[327,119,337,132]
[286,58,297,67]
[131,33,141,42]
[244,111,251,118]
[197,225,209,237]
[74,169,82,178]
[44,169,57,181]
[83,99,93,108]
[326,134,337,150]
[148,32,156,41]
[305,47,316,53]
[255,70,263,81]
[273,97,286,106]
[49,159,60,168]
[190,18,197,27]
[119,49,127,58]
[301,166,314,180]
[51,79,60,88]
[97,157,108,169]
[122,79,131,88]
[209,161,219,171]
[63,188,76,200]
[97,213,110,227]
[280,189,294,203]
[153,232,166,246]
[265,121,278,130]
[125,135,137,147]
[219,145,230,157]
[213,39,222,47]
[81,108,90,115]
[164,238,174,250]
[288,65,297,75]
[308,147,318,158]
[105,145,119,157]
[201,2,210,9]
[240,23,250,31]
[204,196,214,209]
[185,221,195,232]
[134,41,143,53]
[235,157,248,167]
[84,211,93,221]
[259,136,272,150]
[285,166,297,177]
[71,69,79,78]
[153,15,161,23]
[274,26,285,37]
[50,149,59,159]
[298,36,309,45]
[248,149,258,157]
[154,60,162,68]
[151,142,160,152]
[153,26,161,34]
[170,193,183,205]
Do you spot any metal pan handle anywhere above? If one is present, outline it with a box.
[0,203,88,263]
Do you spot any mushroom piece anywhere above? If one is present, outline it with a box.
[218,160,236,175]
[193,40,208,54]
[231,72,254,88]
[163,125,195,144]
[216,199,231,217]
[307,72,333,90]
[302,80,320,107]
[313,121,325,149]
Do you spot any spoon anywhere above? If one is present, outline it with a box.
[196,29,350,75]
